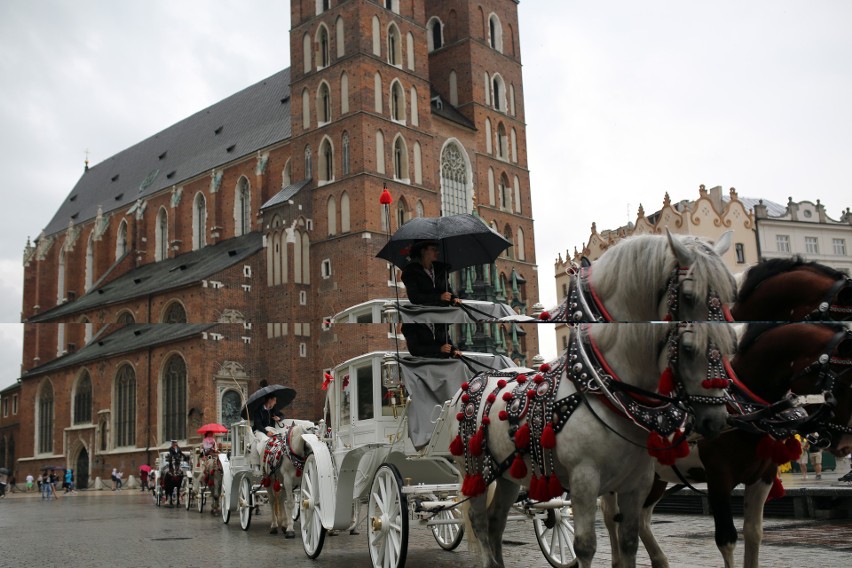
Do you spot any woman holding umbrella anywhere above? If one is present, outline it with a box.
[400,240,462,358]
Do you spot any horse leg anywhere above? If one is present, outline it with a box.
[638,479,669,568]
[742,479,772,568]
[613,488,645,568]
[707,483,738,568]
[568,471,601,568]
[463,491,500,568]
[486,479,519,567]
[283,472,296,538]
[269,479,283,534]
[599,492,621,566]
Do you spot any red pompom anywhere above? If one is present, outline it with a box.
[539,311,551,320]
[509,453,527,479]
[462,393,470,403]
[657,367,675,395]
[783,436,803,461]
[528,474,540,499]
[756,434,775,460]
[539,363,551,373]
[456,412,465,422]
[701,378,729,390]
[498,410,509,421]
[541,422,557,449]
[497,379,507,388]
[469,474,487,497]
[482,416,491,425]
[379,187,393,205]
[548,473,564,498]
[208,479,214,488]
[766,476,785,502]
[503,392,514,401]
[526,390,536,399]
[487,393,497,403]
[261,477,271,487]
[533,374,544,384]
[517,374,528,384]
[273,480,282,492]
[449,434,464,456]
[514,423,531,449]
[296,469,302,477]
[663,313,673,322]
[461,382,469,391]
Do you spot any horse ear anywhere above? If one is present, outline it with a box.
[666,228,694,267]
[713,230,733,257]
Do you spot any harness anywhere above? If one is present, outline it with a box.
[802,276,852,321]
[261,423,308,488]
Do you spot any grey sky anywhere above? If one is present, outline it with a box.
[2,1,851,390]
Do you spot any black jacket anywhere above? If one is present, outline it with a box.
[252,406,283,433]
[402,323,455,358]
[401,261,454,306]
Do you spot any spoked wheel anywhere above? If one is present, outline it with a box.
[220,487,231,524]
[300,454,326,559]
[151,483,159,506]
[291,487,301,522]
[156,485,163,507]
[430,507,464,551]
[533,495,576,568]
[368,463,409,568]
[198,486,206,513]
[239,476,253,530]
[184,478,193,511]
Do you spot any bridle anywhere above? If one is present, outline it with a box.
[801,275,852,321]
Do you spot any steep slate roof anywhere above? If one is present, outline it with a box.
[430,89,476,130]
[22,323,215,378]
[28,232,263,323]
[261,178,312,210]
[43,68,293,238]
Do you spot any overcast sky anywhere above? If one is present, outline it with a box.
[2,1,851,391]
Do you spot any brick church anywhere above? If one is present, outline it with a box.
[10,0,539,487]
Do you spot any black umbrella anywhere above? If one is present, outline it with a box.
[0,467,10,475]
[376,214,512,271]
[241,384,297,419]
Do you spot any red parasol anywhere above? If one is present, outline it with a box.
[197,423,228,435]
[138,464,152,473]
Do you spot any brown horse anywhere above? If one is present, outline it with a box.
[732,257,852,322]
[604,323,852,568]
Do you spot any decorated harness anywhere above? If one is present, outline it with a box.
[260,423,307,491]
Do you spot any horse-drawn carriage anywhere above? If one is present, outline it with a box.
[184,445,227,513]
[150,450,191,508]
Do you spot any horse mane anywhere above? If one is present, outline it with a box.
[593,234,736,317]
[738,256,846,302]
[739,321,847,354]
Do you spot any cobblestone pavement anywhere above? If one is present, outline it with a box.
[1,486,849,568]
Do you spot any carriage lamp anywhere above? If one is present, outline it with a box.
[531,303,545,317]
[382,301,399,324]
[382,353,401,389]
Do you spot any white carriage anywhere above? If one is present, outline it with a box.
[298,297,577,568]
[184,444,228,513]
[218,419,271,529]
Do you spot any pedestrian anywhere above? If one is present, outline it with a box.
[111,468,118,490]
[48,470,60,499]
[797,435,810,479]
[64,469,74,493]
[26,473,34,492]
[139,467,149,491]
[807,434,823,480]
[0,470,7,498]
[115,470,123,490]
[40,470,50,499]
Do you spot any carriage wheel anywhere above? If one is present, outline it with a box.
[532,495,576,568]
[291,487,301,522]
[300,454,326,559]
[151,482,159,506]
[220,487,230,524]
[430,507,464,551]
[156,485,163,508]
[184,478,193,511]
[368,463,409,568]
[239,476,253,531]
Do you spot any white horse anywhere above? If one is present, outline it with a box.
[199,453,223,515]
[451,232,737,568]
[260,419,316,537]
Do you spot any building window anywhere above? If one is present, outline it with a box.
[341,191,351,232]
[116,219,128,261]
[2,398,7,418]
[776,234,790,253]
[319,137,334,183]
[37,381,54,454]
[496,123,508,159]
[74,371,92,424]
[321,259,332,279]
[387,24,401,66]
[342,132,350,175]
[390,80,405,122]
[488,13,503,53]
[12,394,17,415]
[328,196,337,236]
[735,243,745,264]
[317,25,330,68]
[115,364,136,447]
[393,135,408,181]
[305,145,313,178]
[85,232,94,292]
[193,193,207,250]
[317,82,331,123]
[440,142,470,215]
[833,238,847,256]
[116,311,136,324]
[162,301,187,323]
[428,17,443,51]
[156,207,168,261]
[162,355,187,442]
[221,390,243,429]
[805,236,819,254]
[336,16,345,58]
[236,177,250,236]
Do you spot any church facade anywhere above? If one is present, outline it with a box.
[13,0,539,486]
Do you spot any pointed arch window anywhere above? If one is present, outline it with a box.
[517,227,526,261]
[37,381,54,454]
[489,13,503,53]
[305,145,313,179]
[440,142,471,216]
[193,193,207,250]
[74,370,92,424]
[340,71,349,114]
[316,82,331,124]
[156,207,168,261]
[393,135,409,181]
[221,390,243,429]
[328,196,337,236]
[387,24,401,66]
[317,25,330,68]
[336,16,345,58]
[390,80,405,122]
[341,191,351,232]
[319,137,334,183]
[428,17,443,51]
[57,248,66,303]
[85,232,94,292]
[283,160,292,186]
[162,355,187,442]
[342,132,350,175]
[116,220,128,261]
[236,177,250,236]
[115,364,136,447]
[497,123,508,159]
[162,301,187,323]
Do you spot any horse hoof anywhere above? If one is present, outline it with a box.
[285,531,295,539]
[270,527,278,535]
[350,529,360,535]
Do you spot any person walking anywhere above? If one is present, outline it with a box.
[111,468,118,490]
[115,470,123,491]
[26,473,34,492]
[64,469,75,493]
[807,434,824,480]
[40,470,50,500]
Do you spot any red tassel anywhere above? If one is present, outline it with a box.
[296,469,302,478]
[273,480,282,492]
[469,427,485,456]
[498,410,509,421]
[756,435,774,460]
[528,474,540,499]
[509,454,527,479]
[482,416,491,425]
[456,412,465,422]
[766,476,785,502]
[784,436,802,461]
[261,477,271,487]
[208,479,214,488]
[663,313,672,322]
[514,423,531,449]
[548,473,563,498]
[770,441,790,465]
[702,378,728,390]
[449,434,464,456]
[658,367,675,395]
[462,474,487,497]
[673,435,690,459]
[526,390,536,399]
[379,187,393,204]
[541,422,556,449]
[461,475,471,496]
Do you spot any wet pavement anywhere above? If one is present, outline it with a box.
[1,473,850,568]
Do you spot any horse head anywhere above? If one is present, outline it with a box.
[732,257,852,322]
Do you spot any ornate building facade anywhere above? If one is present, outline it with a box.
[14,0,539,486]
